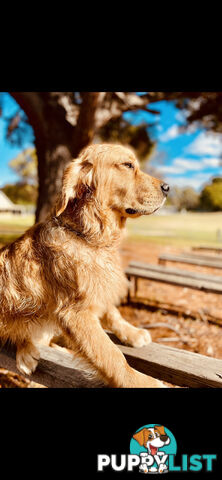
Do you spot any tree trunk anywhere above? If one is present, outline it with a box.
[10,92,99,222]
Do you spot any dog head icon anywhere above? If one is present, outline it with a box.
[133,425,170,456]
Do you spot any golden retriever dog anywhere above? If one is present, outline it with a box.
[0,144,169,388]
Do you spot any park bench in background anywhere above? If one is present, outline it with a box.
[192,246,222,253]
[1,334,222,388]
[125,261,222,300]
[158,252,222,269]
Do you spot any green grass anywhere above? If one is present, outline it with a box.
[126,212,222,247]
[0,212,222,248]
[0,214,34,229]
[0,214,34,245]
[0,234,21,245]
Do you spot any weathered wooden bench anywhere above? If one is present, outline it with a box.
[125,261,222,299]
[158,252,222,269]
[1,333,222,388]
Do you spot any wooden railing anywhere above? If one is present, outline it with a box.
[1,332,222,388]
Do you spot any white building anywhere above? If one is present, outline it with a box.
[0,190,25,214]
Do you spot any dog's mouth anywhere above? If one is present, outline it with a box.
[125,206,161,216]
[125,208,138,215]
[125,197,166,217]
[150,445,158,456]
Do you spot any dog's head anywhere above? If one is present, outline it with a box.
[133,425,170,455]
[55,144,169,220]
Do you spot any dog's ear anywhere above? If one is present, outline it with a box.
[133,428,148,447]
[154,425,165,436]
[55,159,93,217]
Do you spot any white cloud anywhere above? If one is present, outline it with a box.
[173,158,202,171]
[155,164,185,174]
[202,157,221,167]
[186,132,222,156]
[159,122,198,143]
[159,124,180,142]
[155,155,221,176]
[154,154,221,180]
[167,156,222,173]
[165,172,212,191]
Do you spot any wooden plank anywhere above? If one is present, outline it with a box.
[159,253,222,269]
[1,335,222,388]
[0,344,106,388]
[129,261,222,284]
[125,266,222,293]
[107,332,222,388]
[125,295,222,326]
[192,246,222,253]
[159,253,222,266]
[176,252,222,261]
[115,340,222,388]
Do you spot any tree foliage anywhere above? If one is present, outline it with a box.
[9,148,38,185]
[168,186,200,211]
[98,117,156,161]
[2,183,37,205]
[199,177,222,211]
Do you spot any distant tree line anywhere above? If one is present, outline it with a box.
[167,177,222,211]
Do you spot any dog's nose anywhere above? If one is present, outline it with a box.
[161,183,170,195]
[160,434,168,442]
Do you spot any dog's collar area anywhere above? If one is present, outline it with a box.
[52,216,86,239]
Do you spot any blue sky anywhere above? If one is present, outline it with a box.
[0,93,34,187]
[124,100,222,191]
[0,93,221,190]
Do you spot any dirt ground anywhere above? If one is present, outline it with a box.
[0,239,222,387]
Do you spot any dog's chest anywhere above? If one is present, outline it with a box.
[73,248,128,308]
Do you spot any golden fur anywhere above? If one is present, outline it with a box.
[0,144,168,387]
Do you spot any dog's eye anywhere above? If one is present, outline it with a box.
[123,162,134,169]
[148,435,153,440]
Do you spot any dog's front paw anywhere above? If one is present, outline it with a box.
[125,327,152,348]
[16,344,40,376]
[159,464,168,473]
[139,464,149,474]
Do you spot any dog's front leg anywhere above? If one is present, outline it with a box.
[16,340,40,376]
[58,308,163,388]
[101,306,152,348]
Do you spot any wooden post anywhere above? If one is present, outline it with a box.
[127,275,131,302]
[134,277,138,297]
[158,258,165,265]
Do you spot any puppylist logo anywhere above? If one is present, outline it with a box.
[97,424,217,474]
[130,424,175,474]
